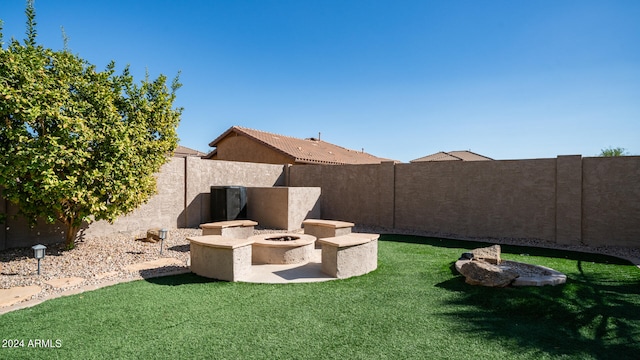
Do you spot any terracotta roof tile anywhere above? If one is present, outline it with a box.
[174,145,207,158]
[209,126,391,165]
[447,151,493,161]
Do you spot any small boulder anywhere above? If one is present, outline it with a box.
[458,260,519,287]
[472,244,502,264]
[144,229,161,243]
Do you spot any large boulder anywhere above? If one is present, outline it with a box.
[471,244,502,264]
[458,260,519,287]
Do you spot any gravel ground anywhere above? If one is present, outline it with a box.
[1,226,638,307]
[0,228,202,303]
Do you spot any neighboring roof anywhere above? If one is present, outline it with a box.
[173,145,207,158]
[207,126,392,165]
[410,151,493,163]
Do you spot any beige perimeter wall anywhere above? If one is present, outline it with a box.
[2,155,639,250]
[394,159,558,241]
[1,157,286,250]
[290,155,640,249]
[582,157,640,247]
[288,162,395,228]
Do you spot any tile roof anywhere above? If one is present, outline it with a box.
[174,145,207,158]
[410,150,493,162]
[208,126,392,165]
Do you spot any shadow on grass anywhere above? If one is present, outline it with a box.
[437,274,640,357]
[143,272,221,286]
[378,234,640,358]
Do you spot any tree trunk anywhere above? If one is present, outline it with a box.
[65,224,80,250]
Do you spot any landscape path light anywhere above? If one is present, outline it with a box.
[159,229,168,255]
[32,244,46,275]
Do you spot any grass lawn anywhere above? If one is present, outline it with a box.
[1,235,639,359]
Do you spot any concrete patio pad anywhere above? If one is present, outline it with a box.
[0,285,42,308]
[240,249,334,284]
[241,261,334,283]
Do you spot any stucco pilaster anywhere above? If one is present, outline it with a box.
[555,155,582,245]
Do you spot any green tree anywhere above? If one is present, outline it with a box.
[598,146,630,157]
[0,1,182,249]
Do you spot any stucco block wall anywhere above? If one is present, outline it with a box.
[3,155,639,251]
[582,157,640,247]
[2,158,186,247]
[85,157,187,237]
[394,159,557,241]
[291,156,639,249]
[288,162,394,228]
[247,187,321,230]
[555,155,582,245]
[4,204,67,249]
[1,158,286,250]
[184,157,286,227]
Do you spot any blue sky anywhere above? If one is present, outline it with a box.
[1,0,639,162]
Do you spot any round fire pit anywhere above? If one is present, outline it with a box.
[249,233,316,265]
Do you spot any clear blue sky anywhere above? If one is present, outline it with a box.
[2,0,639,162]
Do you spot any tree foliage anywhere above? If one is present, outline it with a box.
[0,1,182,249]
[598,147,630,157]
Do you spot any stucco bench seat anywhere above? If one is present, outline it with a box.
[317,233,379,279]
[188,235,254,281]
[302,219,355,241]
[199,220,258,239]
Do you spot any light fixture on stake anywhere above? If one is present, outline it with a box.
[32,244,46,275]
[159,229,168,255]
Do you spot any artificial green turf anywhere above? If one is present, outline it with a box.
[1,235,639,359]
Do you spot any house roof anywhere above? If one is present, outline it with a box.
[410,150,493,162]
[173,145,207,158]
[208,126,392,165]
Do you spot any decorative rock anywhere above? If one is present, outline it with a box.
[144,229,161,243]
[472,244,502,264]
[458,260,519,287]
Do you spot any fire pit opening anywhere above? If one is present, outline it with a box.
[249,233,317,265]
[265,235,300,242]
